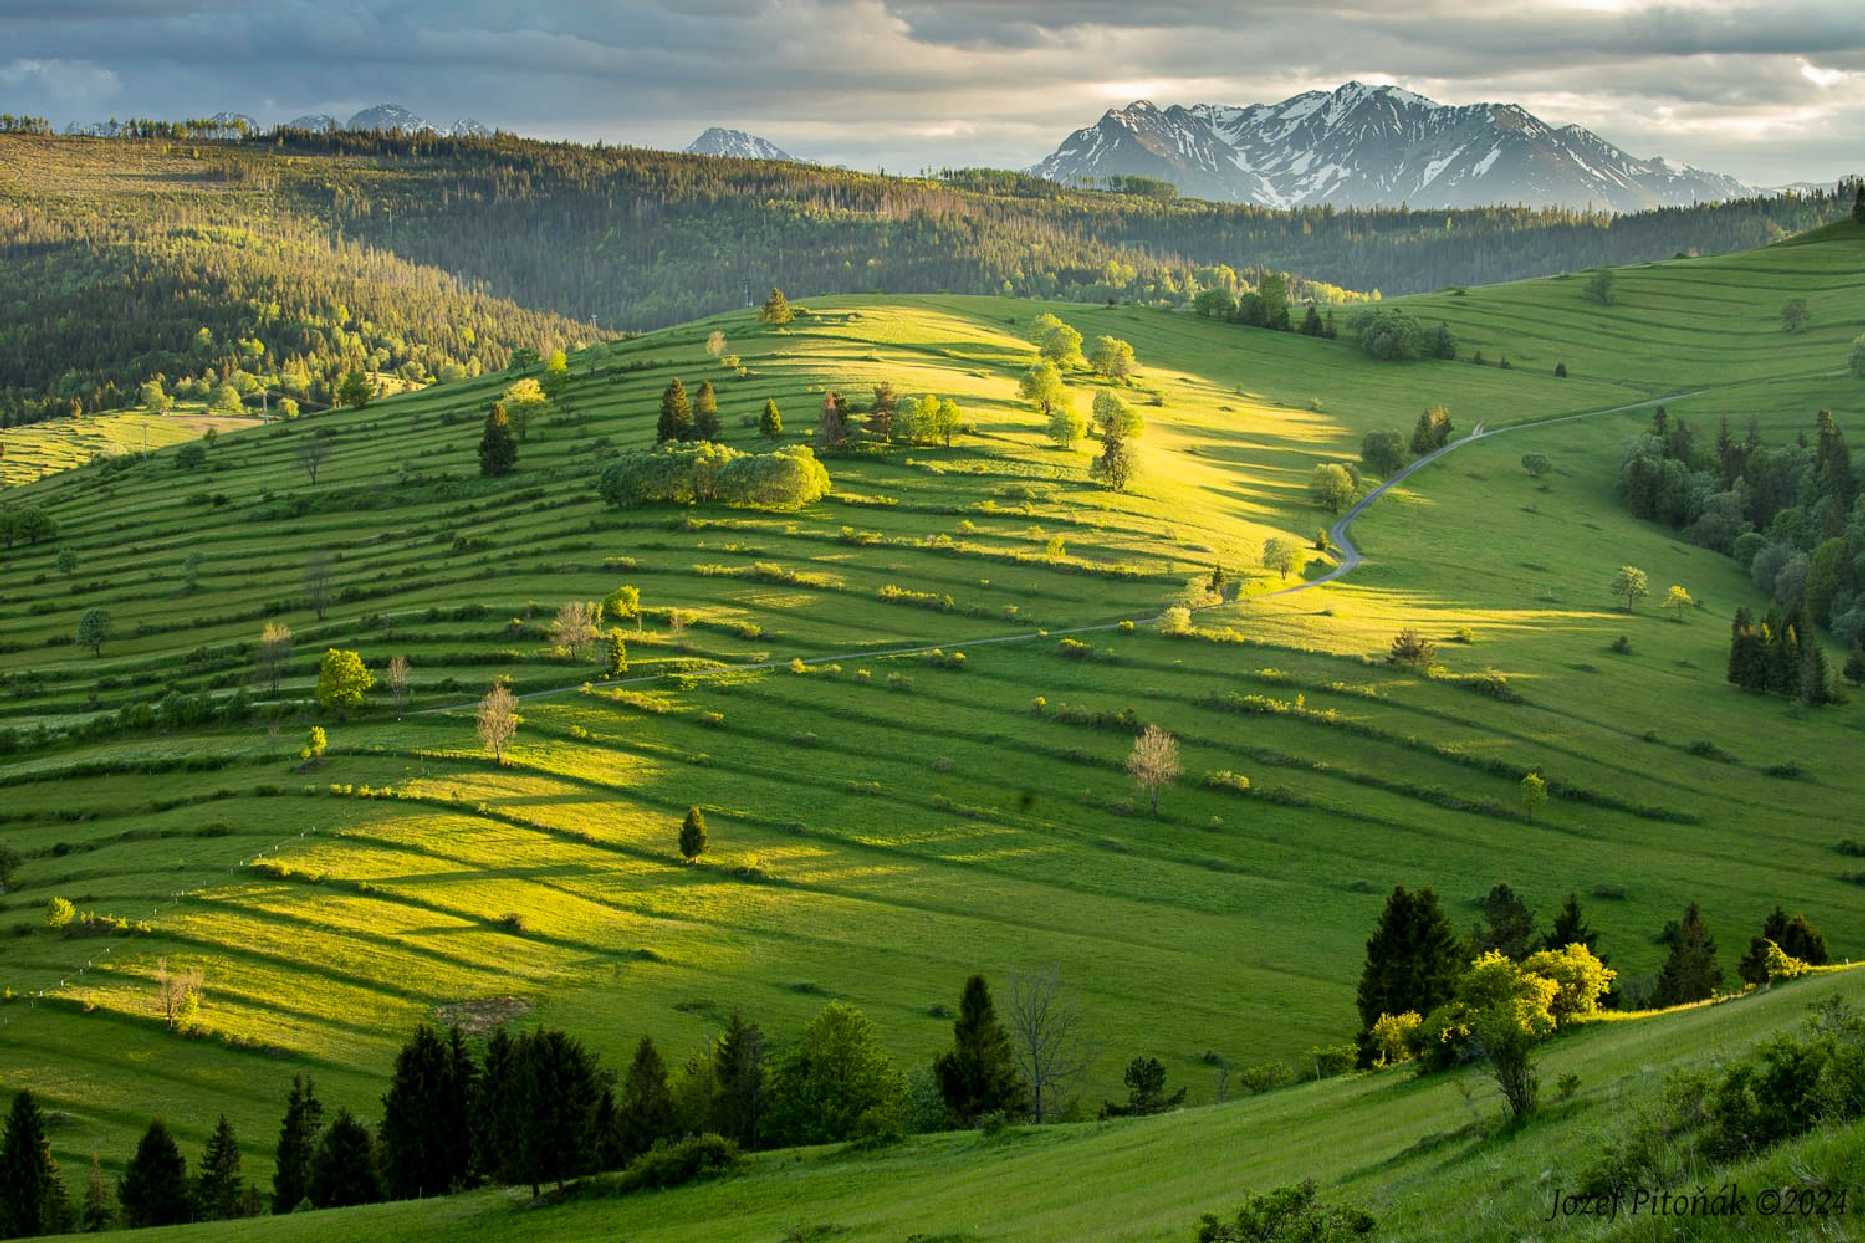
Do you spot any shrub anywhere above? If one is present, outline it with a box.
[1057,637,1093,659]
[614,1134,739,1193]
[597,443,829,511]
[1368,1012,1420,1067]
[1159,606,1193,636]
[1196,1181,1376,1242]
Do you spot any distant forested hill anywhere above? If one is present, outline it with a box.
[0,130,1850,424]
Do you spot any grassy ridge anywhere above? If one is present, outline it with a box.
[1,231,1862,1204]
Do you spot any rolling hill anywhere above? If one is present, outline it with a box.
[0,224,1862,1237]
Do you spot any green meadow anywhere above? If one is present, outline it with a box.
[0,224,1862,1235]
[0,411,258,489]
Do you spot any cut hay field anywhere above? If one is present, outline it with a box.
[1,225,1862,1214]
[0,411,259,488]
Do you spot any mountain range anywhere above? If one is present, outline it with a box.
[1032,82,1753,211]
[685,127,798,162]
[63,105,490,138]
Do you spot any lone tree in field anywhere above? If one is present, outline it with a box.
[256,622,293,694]
[385,654,411,710]
[1361,430,1407,476]
[934,975,1028,1127]
[1655,901,1722,1005]
[75,606,111,657]
[1262,537,1300,580]
[478,404,518,476]
[1100,1056,1185,1118]
[296,432,331,485]
[1310,463,1356,514]
[56,546,78,577]
[1126,724,1181,817]
[550,600,601,659]
[760,287,794,326]
[1388,626,1436,668]
[706,328,727,359]
[760,398,783,441]
[1781,298,1810,333]
[1661,584,1694,621]
[1610,565,1649,612]
[477,682,519,764]
[1088,335,1136,382]
[303,555,333,621]
[678,806,708,862]
[315,648,373,712]
[1583,269,1616,306]
[155,956,204,1030]
[1520,452,1551,478]
[656,378,694,443]
[604,629,628,676]
[1520,771,1548,820]
[1006,965,1092,1124]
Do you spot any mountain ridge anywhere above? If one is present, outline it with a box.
[685,126,798,162]
[1033,81,1752,211]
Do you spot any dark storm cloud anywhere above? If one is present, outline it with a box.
[0,1,1858,184]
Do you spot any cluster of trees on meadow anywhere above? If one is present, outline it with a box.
[1354,884,1835,1119]
[1013,314,1145,491]
[0,966,1197,1235]
[1618,406,1865,682]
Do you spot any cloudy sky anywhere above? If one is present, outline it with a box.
[3,0,1861,185]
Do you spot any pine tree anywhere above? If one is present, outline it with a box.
[656,379,693,442]
[679,806,707,862]
[1813,408,1856,512]
[693,380,722,441]
[1655,902,1722,1005]
[81,1153,111,1232]
[508,1030,602,1196]
[1801,638,1833,706]
[194,1116,244,1221]
[381,1023,476,1199]
[1760,906,1829,965]
[1543,893,1599,955]
[477,403,517,477]
[1854,180,1865,225]
[119,1119,192,1228]
[1300,304,1323,336]
[618,1036,677,1162]
[759,287,794,326]
[308,1108,381,1209]
[1473,883,1535,960]
[759,398,783,441]
[1,1089,66,1237]
[472,1026,518,1185]
[271,1074,322,1214]
[932,975,1027,1126]
[710,1010,766,1149]
[1354,886,1464,1065]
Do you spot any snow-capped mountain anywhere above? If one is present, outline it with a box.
[283,113,339,132]
[1033,82,1751,211]
[685,127,797,162]
[449,118,492,138]
[345,104,435,134]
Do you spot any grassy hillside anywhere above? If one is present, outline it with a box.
[0,411,257,488]
[71,967,1865,1242]
[1,227,1862,1208]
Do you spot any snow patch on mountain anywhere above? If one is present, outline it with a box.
[685,127,798,162]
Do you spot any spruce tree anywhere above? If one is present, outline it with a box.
[932,975,1027,1126]
[381,1023,476,1199]
[81,1153,112,1233]
[119,1119,192,1228]
[1301,304,1323,336]
[308,1108,381,1209]
[710,1010,766,1149]
[592,1087,624,1171]
[472,1026,518,1185]
[656,379,693,443]
[618,1036,677,1162]
[1854,180,1865,225]
[1543,893,1599,955]
[693,380,723,441]
[759,398,783,441]
[477,403,518,477]
[1473,883,1535,960]
[1800,637,1833,706]
[1762,907,1829,965]
[271,1074,322,1214]
[1355,886,1464,1065]
[679,806,707,862]
[509,1030,602,1196]
[1,1089,66,1237]
[1655,902,1722,1005]
[194,1116,244,1221]
[760,287,794,326]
